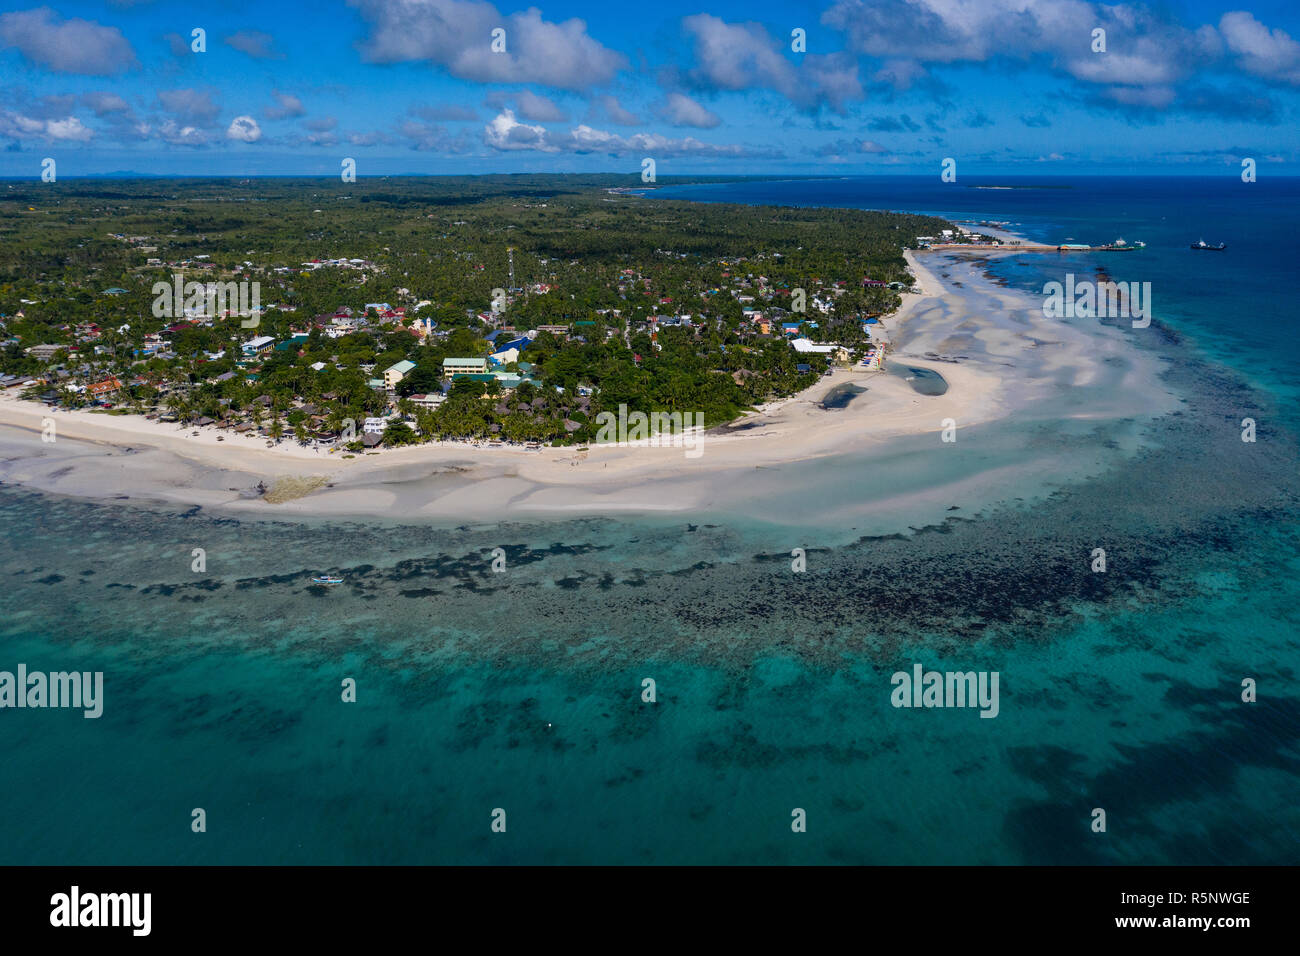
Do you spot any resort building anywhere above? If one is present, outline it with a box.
[25,344,62,361]
[384,360,416,389]
[442,357,487,376]
[791,337,851,362]
[87,377,123,398]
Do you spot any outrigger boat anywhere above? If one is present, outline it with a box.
[311,575,344,585]
[1191,239,1226,251]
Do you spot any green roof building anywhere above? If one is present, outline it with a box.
[443,357,487,375]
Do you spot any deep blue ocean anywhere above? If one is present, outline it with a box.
[2,176,1297,864]
[651,175,1300,403]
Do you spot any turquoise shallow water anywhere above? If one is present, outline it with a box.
[2,177,1298,864]
[1,435,1296,864]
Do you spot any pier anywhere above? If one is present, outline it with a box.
[923,242,1140,253]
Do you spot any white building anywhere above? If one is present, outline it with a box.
[791,337,850,361]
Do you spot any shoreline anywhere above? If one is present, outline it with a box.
[0,243,1179,529]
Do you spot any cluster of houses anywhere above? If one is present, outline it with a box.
[4,238,917,450]
[915,227,1002,249]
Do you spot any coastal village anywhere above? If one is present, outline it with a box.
[0,180,950,452]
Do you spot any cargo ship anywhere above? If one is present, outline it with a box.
[1191,239,1226,251]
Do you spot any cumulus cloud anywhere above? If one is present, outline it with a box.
[819,0,1282,117]
[656,92,720,128]
[46,116,92,141]
[226,115,262,142]
[350,0,625,91]
[0,7,137,75]
[0,109,93,141]
[484,108,555,151]
[157,120,209,146]
[1219,12,1300,86]
[303,115,338,132]
[682,14,862,111]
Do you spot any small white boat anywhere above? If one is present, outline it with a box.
[311,575,344,585]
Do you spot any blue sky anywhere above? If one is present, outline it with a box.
[2,0,1299,176]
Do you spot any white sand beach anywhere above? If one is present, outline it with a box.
[0,247,1179,529]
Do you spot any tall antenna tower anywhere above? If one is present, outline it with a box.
[507,246,515,291]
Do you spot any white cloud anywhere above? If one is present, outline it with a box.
[682,14,861,111]
[1219,12,1300,86]
[0,8,137,75]
[0,110,93,142]
[656,92,720,128]
[227,115,262,142]
[822,0,1221,98]
[350,0,625,91]
[46,116,93,141]
[158,121,209,146]
[484,108,556,151]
